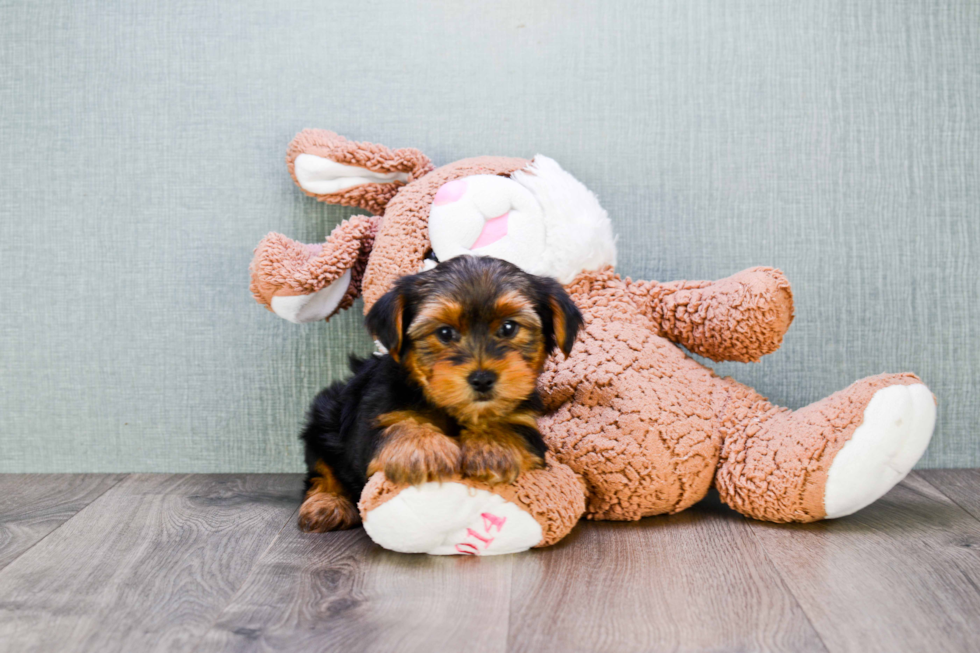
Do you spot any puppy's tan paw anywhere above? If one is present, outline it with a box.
[298,492,360,533]
[369,421,461,485]
[461,440,539,485]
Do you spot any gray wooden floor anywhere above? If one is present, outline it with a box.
[0,472,978,653]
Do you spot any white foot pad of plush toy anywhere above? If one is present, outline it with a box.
[362,482,543,555]
[824,383,936,518]
[270,268,352,324]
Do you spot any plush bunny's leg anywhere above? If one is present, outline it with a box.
[249,215,379,323]
[714,373,936,522]
[358,456,586,555]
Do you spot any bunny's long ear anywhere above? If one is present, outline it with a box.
[287,130,433,215]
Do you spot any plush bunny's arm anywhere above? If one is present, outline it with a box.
[250,215,381,324]
[627,267,794,363]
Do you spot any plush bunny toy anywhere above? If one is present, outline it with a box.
[251,130,936,555]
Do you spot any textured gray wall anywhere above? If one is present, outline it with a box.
[1,0,978,472]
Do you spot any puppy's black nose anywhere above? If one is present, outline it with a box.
[467,370,498,394]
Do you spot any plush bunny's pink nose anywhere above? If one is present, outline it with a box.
[434,179,468,205]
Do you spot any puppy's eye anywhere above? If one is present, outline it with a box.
[497,320,519,338]
[435,326,458,344]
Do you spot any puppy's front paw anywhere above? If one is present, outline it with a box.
[369,421,461,485]
[461,441,522,485]
[461,436,541,485]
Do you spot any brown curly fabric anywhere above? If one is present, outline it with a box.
[538,266,727,520]
[358,454,586,547]
[627,266,795,363]
[286,129,434,215]
[537,267,921,523]
[249,215,380,314]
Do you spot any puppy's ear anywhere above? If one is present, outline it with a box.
[533,277,583,357]
[287,130,433,215]
[365,280,415,362]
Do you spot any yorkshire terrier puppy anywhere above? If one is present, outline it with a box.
[297,255,583,532]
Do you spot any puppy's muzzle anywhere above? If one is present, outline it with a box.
[467,369,498,396]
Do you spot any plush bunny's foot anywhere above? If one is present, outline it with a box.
[715,372,936,523]
[250,234,354,323]
[249,215,380,323]
[358,458,586,555]
[824,383,936,518]
[362,482,543,555]
[271,273,351,324]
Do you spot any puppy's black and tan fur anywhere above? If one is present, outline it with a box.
[297,256,583,532]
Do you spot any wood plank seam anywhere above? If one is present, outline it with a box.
[914,471,980,525]
[0,474,130,573]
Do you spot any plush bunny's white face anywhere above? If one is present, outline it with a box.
[427,156,617,284]
[428,175,547,275]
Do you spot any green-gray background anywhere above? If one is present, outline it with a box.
[2,0,977,472]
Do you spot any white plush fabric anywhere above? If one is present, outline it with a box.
[824,384,936,518]
[428,174,547,274]
[427,157,617,284]
[293,154,410,195]
[270,269,352,324]
[363,482,543,555]
[511,155,617,284]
